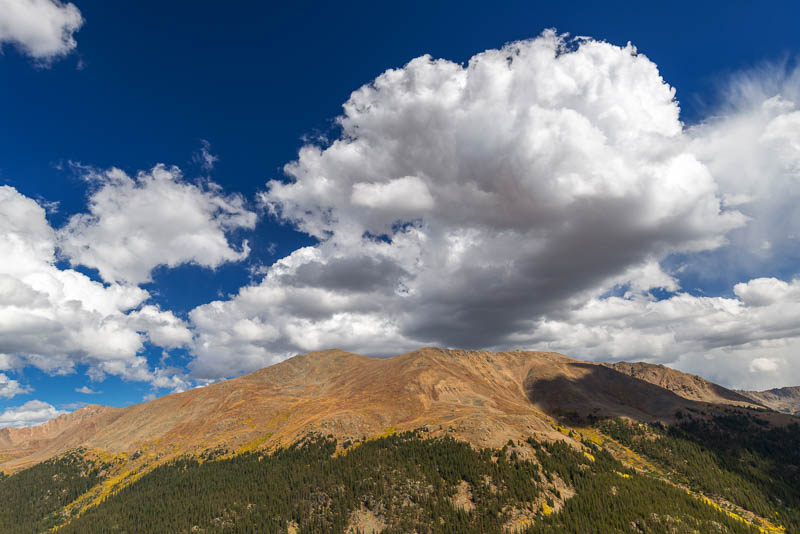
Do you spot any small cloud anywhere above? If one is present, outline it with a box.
[75,385,101,394]
[57,164,256,285]
[36,197,60,214]
[0,0,84,62]
[193,139,219,171]
[748,357,781,373]
[142,392,157,402]
[0,373,32,399]
[61,401,87,410]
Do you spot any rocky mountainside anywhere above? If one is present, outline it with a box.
[739,386,800,416]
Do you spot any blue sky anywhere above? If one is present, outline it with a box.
[2,0,800,426]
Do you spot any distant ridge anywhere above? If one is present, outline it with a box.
[739,386,800,416]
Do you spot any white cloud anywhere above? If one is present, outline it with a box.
[749,357,781,373]
[3,31,797,393]
[686,66,800,280]
[194,139,219,171]
[58,165,257,285]
[0,0,83,60]
[0,353,22,371]
[527,277,800,389]
[75,385,100,394]
[0,400,65,428]
[0,372,31,398]
[351,176,435,213]
[0,185,191,387]
[127,305,192,348]
[191,32,746,379]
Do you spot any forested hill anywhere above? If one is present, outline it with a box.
[1,410,797,533]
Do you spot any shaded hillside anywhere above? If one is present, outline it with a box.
[606,361,764,408]
[739,386,800,416]
[526,360,703,421]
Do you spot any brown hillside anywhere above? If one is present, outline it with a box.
[0,405,121,466]
[0,348,785,474]
[606,361,764,408]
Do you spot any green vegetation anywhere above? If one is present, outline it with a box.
[529,440,761,534]
[2,416,796,533]
[599,410,800,531]
[1,432,777,533]
[0,449,105,534]
[58,433,543,533]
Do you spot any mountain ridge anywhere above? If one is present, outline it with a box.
[2,348,795,475]
[605,361,764,408]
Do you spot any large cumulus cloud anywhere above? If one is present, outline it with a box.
[0,161,254,402]
[6,31,800,395]
[190,32,751,379]
[0,184,197,391]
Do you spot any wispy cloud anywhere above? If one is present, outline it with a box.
[193,139,219,171]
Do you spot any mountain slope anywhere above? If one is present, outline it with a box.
[0,405,120,467]
[739,386,800,416]
[0,348,755,473]
[605,361,765,408]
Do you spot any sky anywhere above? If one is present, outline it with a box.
[1,0,800,427]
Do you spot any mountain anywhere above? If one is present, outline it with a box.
[1,348,798,534]
[1,348,767,474]
[0,404,120,467]
[739,386,800,416]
